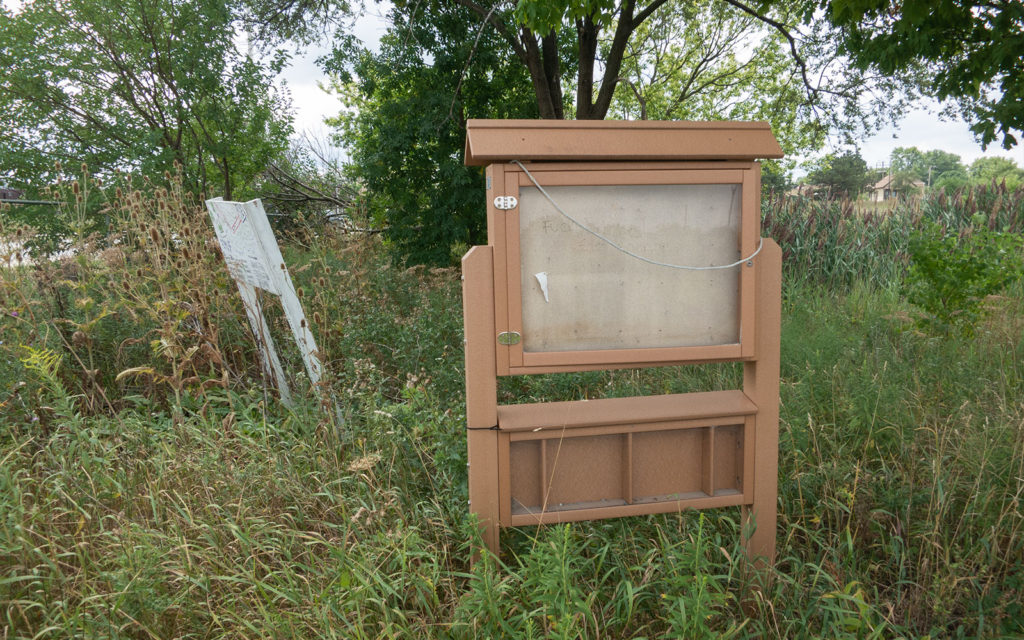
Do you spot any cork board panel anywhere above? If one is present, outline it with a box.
[544,434,625,508]
[510,441,542,514]
[714,424,743,493]
[632,428,705,501]
[518,184,741,352]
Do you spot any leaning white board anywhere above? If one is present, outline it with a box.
[206,197,322,404]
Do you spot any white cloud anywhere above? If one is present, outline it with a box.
[276,6,390,145]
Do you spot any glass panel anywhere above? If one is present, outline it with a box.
[518,183,741,352]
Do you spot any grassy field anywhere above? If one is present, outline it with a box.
[1,180,1023,638]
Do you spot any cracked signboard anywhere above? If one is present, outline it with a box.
[206,197,322,404]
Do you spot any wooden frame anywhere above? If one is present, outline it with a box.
[464,120,784,165]
[461,120,782,566]
[488,161,761,373]
[463,239,780,560]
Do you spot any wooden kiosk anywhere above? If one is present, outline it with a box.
[461,120,783,563]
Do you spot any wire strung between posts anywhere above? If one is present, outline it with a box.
[513,160,763,270]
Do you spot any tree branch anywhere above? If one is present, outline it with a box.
[717,0,817,102]
[451,0,527,62]
[448,2,501,122]
[592,0,638,118]
[632,0,671,29]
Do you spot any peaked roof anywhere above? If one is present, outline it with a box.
[873,174,926,190]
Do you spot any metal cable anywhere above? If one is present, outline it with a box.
[513,160,763,270]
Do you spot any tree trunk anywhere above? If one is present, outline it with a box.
[575,16,599,119]
[540,31,564,118]
[590,0,637,120]
[222,157,232,200]
[521,28,563,118]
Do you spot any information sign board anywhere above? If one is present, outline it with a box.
[206,198,322,404]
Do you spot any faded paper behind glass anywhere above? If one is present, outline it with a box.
[518,184,741,352]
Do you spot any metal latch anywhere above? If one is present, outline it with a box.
[493,196,518,210]
[497,331,521,346]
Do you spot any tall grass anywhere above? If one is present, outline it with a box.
[1,177,1023,637]
[763,183,1024,289]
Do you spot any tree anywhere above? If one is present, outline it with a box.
[252,0,907,125]
[607,0,829,158]
[0,0,293,200]
[821,0,1023,149]
[968,157,1024,190]
[804,150,869,198]
[481,0,904,126]
[325,1,538,264]
[890,147,966,189]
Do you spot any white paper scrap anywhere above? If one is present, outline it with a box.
[534,272,550,303]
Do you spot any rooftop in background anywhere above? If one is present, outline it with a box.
[464,120,784,166]
[872,175,925,190]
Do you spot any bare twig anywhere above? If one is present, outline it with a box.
[448,3,501,122]
[718,0,816,100]
[616,77,648,119]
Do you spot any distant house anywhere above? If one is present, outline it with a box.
[871,175,925,202]
[0,187,25,201]
[786,184,821,198]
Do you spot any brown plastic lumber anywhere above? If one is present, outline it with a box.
[464,120,784,166]
[486,163,511,376]
[508,491,747,527]
[741,238,782,566]
[462,245,501,555]
[496,390,756,432]
[493,161,760,372]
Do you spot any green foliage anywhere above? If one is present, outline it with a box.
[890,146,967,189]
[804,150,870,197]
[0,166,110,257]
[823,0,1024,149]
[514,0,614,35]
[0,169,285,425]
[0,0,292,205]
[607,0,826,160]
[763,182,1024,290]
[969,156,1024,190]
[328,2,537,265]
[905,222,1024,336]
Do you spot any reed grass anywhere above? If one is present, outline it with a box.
[763,183,1024,290]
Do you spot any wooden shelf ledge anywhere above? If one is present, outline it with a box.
[496,390,756,432]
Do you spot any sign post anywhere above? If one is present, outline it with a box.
[460,120,783,564]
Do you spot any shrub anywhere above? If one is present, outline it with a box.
[905,221,1023,336]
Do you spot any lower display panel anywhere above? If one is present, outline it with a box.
[508,421,746,519]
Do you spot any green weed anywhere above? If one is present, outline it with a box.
[1,179,1022,637]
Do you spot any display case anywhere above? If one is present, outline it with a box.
[461,120,782,564]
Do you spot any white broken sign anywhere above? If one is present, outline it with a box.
[206,197,322,405]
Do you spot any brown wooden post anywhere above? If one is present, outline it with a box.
[462,246,501,555]
[742,238,782,565]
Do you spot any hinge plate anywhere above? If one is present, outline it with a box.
[497,331,521,346]
[493,196,518,210]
